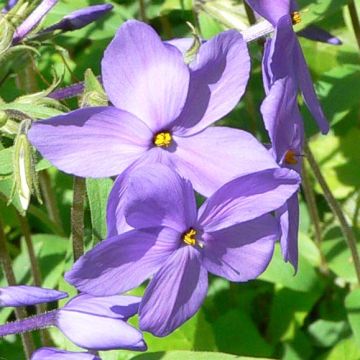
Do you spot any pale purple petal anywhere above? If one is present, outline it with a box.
[294,41,329,134]
[198,168,300,232]
[2,0,18,13]
[202,215,277,281]
[13,0,58,43]
[298,25,342,45]
[279,192,299,269]
[106,147,172,236]
[166,38,193,54]
[102,20,190,132]
[260,77,301,162]
[172,126,279,197]
[0,286,67,307]
[65,227,180,296]
[124,164,197,233]
[28,107,152,178]
[62,294,140,321]
[245,0,291,25]
[139,246,208,337]
[172,30,250,135]
[31,348,100,360]
[57,296,146,351]
[42,4,113,32]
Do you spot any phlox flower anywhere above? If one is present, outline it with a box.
[31,348,100,360]
[29,20,283,235]
[260,77,304,269]
[246,0,329,134]
[0,286,146,352]
[66,164,300,336]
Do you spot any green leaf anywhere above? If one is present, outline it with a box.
[308,320,350,347]
[86,177,113,243]
[322,338,360,360]
[346,288,360,347]
[259,244,321,292]
[130,351,273,360]
[0,102,63,119]
[0,146,13,175]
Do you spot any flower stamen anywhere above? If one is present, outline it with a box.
[183,228,197,246]
[291,11,301,25]
[153,131,172,148]
[284,149,298,165]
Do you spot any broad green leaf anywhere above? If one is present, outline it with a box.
[322,338,360,360]
[308,320,350,347]
[346,288,360,347]
[86,177,113,243]
[259,244,321,292]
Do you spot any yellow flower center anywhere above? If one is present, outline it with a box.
[153,131,172,148]
[284,149,298,165]
[291,11,301,25]
[183,228,197,246]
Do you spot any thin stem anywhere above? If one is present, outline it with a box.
[301,163,328,274]
[0,220,35,359]
[304,142,360,284]
[244,1,256,25]
[39,171,63,234]
[17,213,52,346]
[348,1,360,51]
[139,0,147,22]
[71,177,86,262]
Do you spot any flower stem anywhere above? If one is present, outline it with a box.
[71,176,86,262]
[39,171,63,235]
[304,142,360,284]
[139,0,147,22]
[301,163,328,274]
[0,219,35,359]
[0,310,58,337]
[348,1,360,51]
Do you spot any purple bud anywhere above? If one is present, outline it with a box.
[13,0,58,43]
[298,25,342,45]
[42,4,113,33]
[31,347,101,360]
[2,0,18,13]
[0,285,68,307]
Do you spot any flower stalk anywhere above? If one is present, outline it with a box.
[348,1,360,50]
[0,219,35,359]
[304,142,360,284]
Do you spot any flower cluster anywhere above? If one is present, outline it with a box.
[0,0,331,358]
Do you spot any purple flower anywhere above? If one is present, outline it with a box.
[2,0,18,13]
[0,285,67,307]
[298,25,342,45]
[31,348,101,360]
[13,0,58,43]
[246,0,329,134]
[260,77,304,269]
[66,164,300,336]
[28,20,282,235]
[40,4,113,34]
[0,287,146,352]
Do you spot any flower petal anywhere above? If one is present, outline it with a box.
[294,41,329,134]
[65,227,180,296]
[62,294,140,321]
[260,77,302,162]
[202,215,277,281]
[279,192,300,270]
[172,126,279,197]
[31,348,100,360]
[57,298,146,351]
[245,0,291,25]
[102,20,190,131]
[106,147,172,236]
[139,246,208,337]
[173,30,250,135]
[198,168,300,232]
[28,107,151,178]
[297,25,342,45]
[0,286,67,307]
[124,164,197,233]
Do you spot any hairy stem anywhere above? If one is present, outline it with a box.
[71,177,86,262]
[305,142,360,284]
[0,220,35,359]
[348,1,360,51]
[301,164,328,274]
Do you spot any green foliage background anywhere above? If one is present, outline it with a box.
[0,0,359,359]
